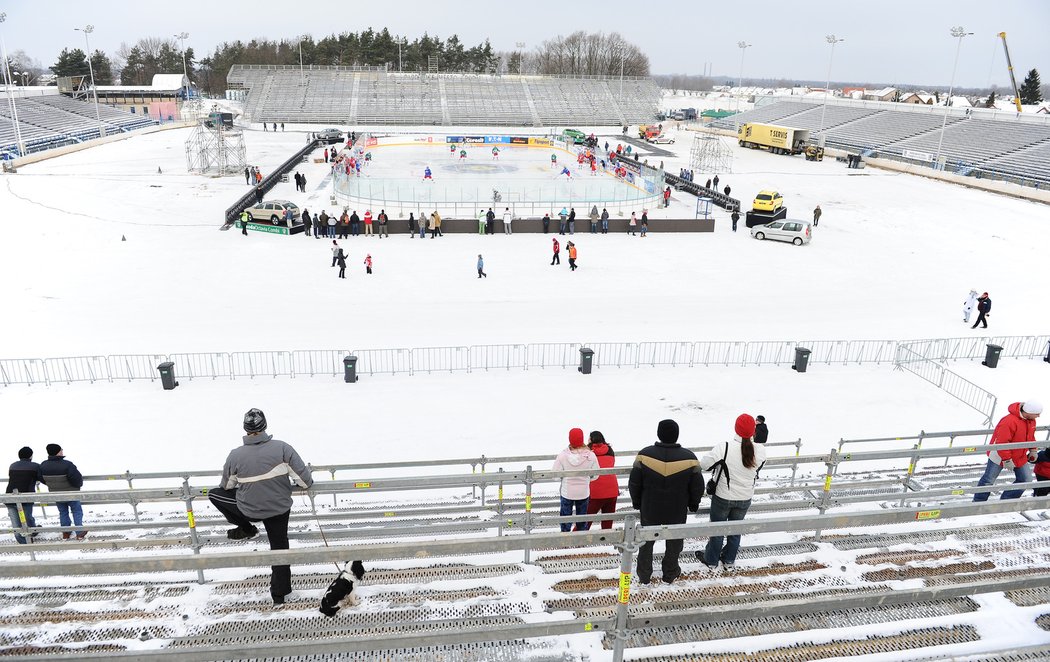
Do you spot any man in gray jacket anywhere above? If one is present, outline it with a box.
[208,408,314,604]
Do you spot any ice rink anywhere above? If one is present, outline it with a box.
[332,134,660,217]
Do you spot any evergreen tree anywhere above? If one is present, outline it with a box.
[52,48,89,77]
[1018,68,1043,105]
[89,50,114,85]
[985,90,996,108]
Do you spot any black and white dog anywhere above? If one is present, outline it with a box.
[319,560,366,617]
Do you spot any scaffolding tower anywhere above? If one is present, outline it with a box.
[185,118,246,176]
[690,133,733,175]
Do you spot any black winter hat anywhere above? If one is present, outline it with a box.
[18,446,33,460]
[657,419,679,444]
[45,443,62,457]
[243,408,267,434]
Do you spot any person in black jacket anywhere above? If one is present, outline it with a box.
[731,208,740,232]
[972,293,992,329]
[485,208,495,235]
[6,447,40,544]
[754,416,768,444]
[39,443,86,540]
[628,419,704,584]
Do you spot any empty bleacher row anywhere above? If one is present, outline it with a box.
[708,99,1050,186]
[0,94,157,159]
[227,65,661,127]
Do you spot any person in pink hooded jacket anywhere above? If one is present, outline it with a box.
[552,428,599,532]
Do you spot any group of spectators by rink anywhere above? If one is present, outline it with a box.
[6,399,1042,600]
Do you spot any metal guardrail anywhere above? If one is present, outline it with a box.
[664,171,741,211]
[223,138,321,225]
[895,345,998,425]
[3,335,1045,386]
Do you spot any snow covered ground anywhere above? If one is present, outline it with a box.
[0,122,1048,659]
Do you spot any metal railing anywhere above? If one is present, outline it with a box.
[2,335,1045,386]
[894,345,998,425]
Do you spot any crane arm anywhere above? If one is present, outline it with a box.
[998,32,1023,113]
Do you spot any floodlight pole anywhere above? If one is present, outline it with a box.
[515,42,525,76]
[174,32,190,101]
[75,25,105,137]
[297,36,306,84]
[934,27,972,169]
[0,12,26,157]
[619,52,625,97]
[736,41,751,90]
[818,35,844,136]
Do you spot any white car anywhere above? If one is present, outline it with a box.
[244,200,301,226]
[750,219,812,246]
[649,134,675,144]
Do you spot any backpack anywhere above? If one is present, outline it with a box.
[706,443,730,498]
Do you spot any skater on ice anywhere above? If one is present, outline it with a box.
[560,166,572,179]
[423,166,432,181]
[491,146,500,160]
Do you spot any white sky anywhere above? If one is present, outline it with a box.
[1,0,1048,89]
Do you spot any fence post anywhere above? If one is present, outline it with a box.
[944,434,956,467]
[495,472,503,538]
[330,468,338,507]
[123,472,141,524]
[479,455,488,507]
[814,449,839,541]
[182,478,206,584]
[611,515,639,662]
[12,492,37,561]
[900,443,921,508]
[470,461,478,500]
[834,438,845,475]
[523,465,534,564]
[790,438,802,486]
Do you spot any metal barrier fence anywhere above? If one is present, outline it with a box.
[1,335,1045,386]
[223,138,321,225]
[894,346,998,425]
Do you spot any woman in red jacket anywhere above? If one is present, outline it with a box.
[583,431,619,530]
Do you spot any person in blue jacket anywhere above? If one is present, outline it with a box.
[39,443,86,540]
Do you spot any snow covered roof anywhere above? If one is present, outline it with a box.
[152,74,189,90]
[870,87,897,98]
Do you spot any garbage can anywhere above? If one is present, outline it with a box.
[792,347,811,373]
[343,355,358,383]
[578,347,594,374]
[982,344,1003,368]
[156,361,178,390]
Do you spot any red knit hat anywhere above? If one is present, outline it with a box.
[734,414,756,439]
[568,428,585,448]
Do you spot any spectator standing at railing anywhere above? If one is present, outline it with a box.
[502,208,512,235]
[601,208,609,234]
[301,209,311,237]
[713,174,720,190]
[582,432,618,530]
[973,400,1042,502]
[1034,447,1050,497]
[40,444,86,540]
[629,419,703,584]
[209,409,314,605]
[697,414,766,571]
[754,416,768,444]
[553,428,599,532]
[6,447,40,544]
[244,167,251,185]
[589,206,599,233]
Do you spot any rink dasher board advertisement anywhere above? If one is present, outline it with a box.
[236,221,290,236]
[365,135,555,148]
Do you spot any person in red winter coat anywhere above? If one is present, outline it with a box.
[1034,447,1050,497]
[973,400,1042,501]
[582,431,619,530]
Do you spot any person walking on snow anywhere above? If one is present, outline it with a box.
[813,205,822,227]
[567,241,578,271]
[972,293,992,329]
[363,254,372,274]
[477,254,487,278]
[731,208,740,232]
[331,240,341,268]
[963,290,979,324]
[551,238,561,265]
[552,428,599,532]
[336,248,347,278]
[973,400,1042,501]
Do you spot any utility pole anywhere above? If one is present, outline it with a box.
[818,35,845,136]
[174,32,190,102]
[934,27,973,168]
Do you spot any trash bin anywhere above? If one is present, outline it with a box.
[982,344,1003,368]
[578,347,594,374]
[156,361,178,390]
[792,347,811,373]
[343,355,358,383]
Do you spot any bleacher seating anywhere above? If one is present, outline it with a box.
[228,65,661,127]
[0,94,157,159]
[708,99,1050,186]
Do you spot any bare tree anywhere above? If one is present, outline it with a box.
[534,31,648,77]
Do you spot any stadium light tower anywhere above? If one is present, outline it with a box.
[514,42,525,75]
[818,35,845,136]
[74,24,105,137]
[174,32,190,100]
[0,12,26,157]
[736,41,751,90]
[399,37,409,73]
[934,27,973,169]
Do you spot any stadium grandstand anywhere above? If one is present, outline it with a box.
[709,97,1050,187]
[226,64,661,127]
[0,91,158,160]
